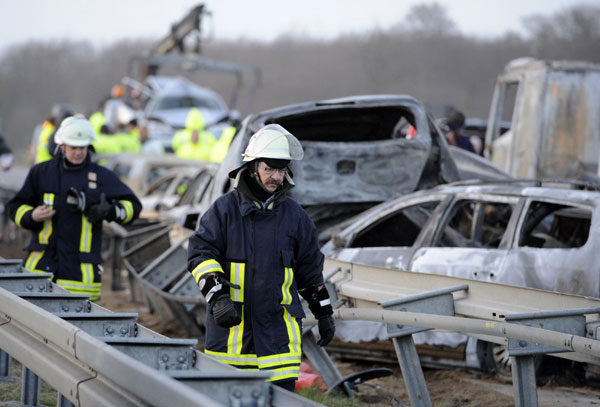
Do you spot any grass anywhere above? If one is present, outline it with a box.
[0,358,58,407]
[297,384,361,407]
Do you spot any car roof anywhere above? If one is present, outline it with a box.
[410,180,600,204]
[249,94,426,125]
[146,75,227,105]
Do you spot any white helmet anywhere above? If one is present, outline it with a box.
[242,124,304,162]
[55,116,97,147]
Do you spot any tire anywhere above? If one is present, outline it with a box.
[476,340,544,381]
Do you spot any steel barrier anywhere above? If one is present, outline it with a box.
[0,259,321,407]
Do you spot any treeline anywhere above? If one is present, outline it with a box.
[1,2,599,153]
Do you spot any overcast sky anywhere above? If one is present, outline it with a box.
[0,0,592,52]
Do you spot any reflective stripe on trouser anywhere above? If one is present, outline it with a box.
[56,263,101,300]
[24,251,51,279]
[205,348,301,383]
[191,259,224,283]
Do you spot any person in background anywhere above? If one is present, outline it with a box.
[187,124,335,392]
[444,110,475,153]
[172,108,216,159]
[8,116,141,300]
[0,119,14,171]
[36,107,74,164]
[90,112,121,155]
[209,125,238,163]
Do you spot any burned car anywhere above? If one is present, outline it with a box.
[322,180,599,374]
[194,94,508,240]
[98,152,216,197]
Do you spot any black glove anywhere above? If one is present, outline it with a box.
[210,292,242,328]
[317,315,335,346]
[199,273,241,328]
[84,193,115,224]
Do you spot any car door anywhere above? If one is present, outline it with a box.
[334,195,447,270]
[501,197,600,297]
[409,193,519,282]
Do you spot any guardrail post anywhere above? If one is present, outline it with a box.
[301,274,347,394]
[302,330,344,390]
[380,284,469,407]
[506,307,600,407]
[21,366,41,406]
[0,350,12,380]
[57,393,75,407]
[510,354,538,407]
[111,235,124,291]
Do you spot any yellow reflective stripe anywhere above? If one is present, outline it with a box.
[24,251,45,272]
[38,220,52,244]
[119,200,134,223]
[265,365,301,382]
[56,278,101,300]
[282,306,302,354]
[43,193,55,208]
[280,267,293,305]
[80,263,94,284]
[79,214,92,252]
[230,262,244,302]
[257,351,302,369]
[56,280,102,301]
[191,259,223,283]
[15,205,33,228]
[56,279,101,289]
[204,349,258,367]
[227,305,244,354]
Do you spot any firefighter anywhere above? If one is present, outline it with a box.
[35,107,74,164]
[187,124,335,392]
[8,116,141,300]
[90,112,122,155]
[172,108,216,159]
[209,124,237,163]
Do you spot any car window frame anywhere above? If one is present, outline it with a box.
[513,196,595,250]
[430,192,521,250]
[344,193,450,250]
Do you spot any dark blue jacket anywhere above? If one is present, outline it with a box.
[187,168,324,382]
[8,154,141,298]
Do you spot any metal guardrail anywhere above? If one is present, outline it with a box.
[323,258,600,407]
[0,259,321,407]
[108,227,600,407]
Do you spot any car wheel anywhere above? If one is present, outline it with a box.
[477,340,544,381]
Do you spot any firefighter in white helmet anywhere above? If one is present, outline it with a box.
[187,124,335,392]
[8,115,141,300]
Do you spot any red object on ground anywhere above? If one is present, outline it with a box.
[295,371,327,392]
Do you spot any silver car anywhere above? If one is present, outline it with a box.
[141,75,232,150]
[322,180,599,374]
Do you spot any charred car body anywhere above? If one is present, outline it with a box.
[483,58,600,181]
[322,180,600,373]
[190,94,508,239]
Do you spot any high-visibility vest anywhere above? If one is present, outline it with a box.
[115,133,141,152]
[210,126,237,163]
[34,122,55,164]
[93,133,122,155]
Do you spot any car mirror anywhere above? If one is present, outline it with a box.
[331,234,347,249]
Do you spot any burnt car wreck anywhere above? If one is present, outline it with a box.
[322,179,600,375]
[185,94,508,238]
